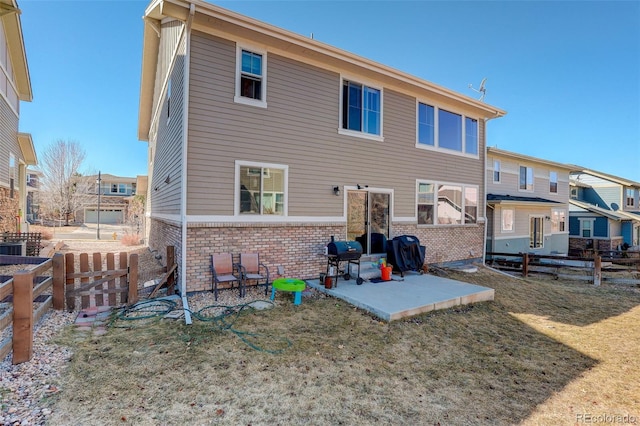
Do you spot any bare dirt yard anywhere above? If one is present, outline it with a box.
[2,239,640,425]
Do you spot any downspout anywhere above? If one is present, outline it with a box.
[181,3,196,325]
[482,118,489,265]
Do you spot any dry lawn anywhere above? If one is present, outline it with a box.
[44,265,640,425]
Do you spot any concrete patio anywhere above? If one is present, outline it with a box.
[306,270,494,321]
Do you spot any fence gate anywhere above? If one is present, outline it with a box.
[61,252,138,310]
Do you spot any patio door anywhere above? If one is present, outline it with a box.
[347,189,390,254]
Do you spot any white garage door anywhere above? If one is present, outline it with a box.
[85,209,123,224]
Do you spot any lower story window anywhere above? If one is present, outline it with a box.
[530,216,543,249]
[580,219,593,238]
[417,180,478,225]
[551,209,566,232]
[237,162,287,215]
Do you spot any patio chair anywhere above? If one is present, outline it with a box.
[211,253,243,301]
[238,253,270,297]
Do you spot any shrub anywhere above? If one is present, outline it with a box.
[121,233,142,246]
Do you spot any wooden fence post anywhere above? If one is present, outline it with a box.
[13,270,34,364]
[128,254,138,305]
[522,253,529,277]
[52,253,65,310]
[593,255,602,286]
[65,253,75,312]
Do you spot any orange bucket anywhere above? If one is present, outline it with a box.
[381,266,392,281]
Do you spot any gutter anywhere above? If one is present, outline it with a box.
[180,2,196,324]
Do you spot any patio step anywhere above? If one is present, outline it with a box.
[350,254,387,280]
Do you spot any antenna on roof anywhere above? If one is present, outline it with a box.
[468,77,487,102]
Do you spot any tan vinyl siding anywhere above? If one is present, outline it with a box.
[187,31,486,218]
[487,154,569,204]
[0,95,20,188]
[149,22,185,215]
[151,20,183,119]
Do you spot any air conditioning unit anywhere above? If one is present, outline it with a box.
[0,241,26,256]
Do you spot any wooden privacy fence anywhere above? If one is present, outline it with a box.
[1,247,177,364]
[55,252,139,311]
[487,251,640,286]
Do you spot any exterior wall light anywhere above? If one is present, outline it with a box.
[333,186,341,196]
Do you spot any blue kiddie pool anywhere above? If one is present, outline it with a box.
[271,278,306,305]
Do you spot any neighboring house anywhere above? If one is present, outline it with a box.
[0,0,36,233]
[25,167,41,223]
[77,173,138,224]
[569,168,640,253]
[138,0,506,293]
[486,148,572,255]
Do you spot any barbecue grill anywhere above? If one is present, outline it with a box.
[326,239,364,286]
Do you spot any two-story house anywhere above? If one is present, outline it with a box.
[569,168,640,253]
[77,173,138,224]
[138,0,506,294]
[0,0,36,233]
[486,148,572,255]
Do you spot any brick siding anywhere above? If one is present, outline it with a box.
[0,187,20,233]
[148,218,485,293]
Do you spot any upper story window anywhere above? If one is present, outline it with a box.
[519,166,534,191]
[417,103,434,146]
[341,79,382,138]
[549,171,558,193]
[417,180,478,225]
[465,117,478,155]
[0,21,18,114]
[235,46,267,108]
[570,187,578,199]
[166,78,172,121]
[626,188,635,207]
[236,161,288,216]
[416,102,478,156]
[493,160,501,183]
[110,184,128,194]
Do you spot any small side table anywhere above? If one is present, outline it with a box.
[271,278,306,305]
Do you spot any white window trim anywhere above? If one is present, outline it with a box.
[549,171,558,194]
[234,44,267,109]
[579,218,595,238]
[493,160,501,184]
[166,77,172,124]
[414,101,480,159]
[529,215,545,249]
[550,208,567,233]
[234,160,288,216]
[501,208,514,233]
[415,179,479,226]
[518,165,535,193]
[338,76,384,141]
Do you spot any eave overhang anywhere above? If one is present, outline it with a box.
[17,132,36,165]
[487,147,574,171]
[0,0,32,102]
[487,194,565,207]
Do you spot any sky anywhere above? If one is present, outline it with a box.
[17,0,640,181]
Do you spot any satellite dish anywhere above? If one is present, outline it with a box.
[468,78,487,101]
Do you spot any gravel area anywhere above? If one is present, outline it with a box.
[0,240,320,425]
